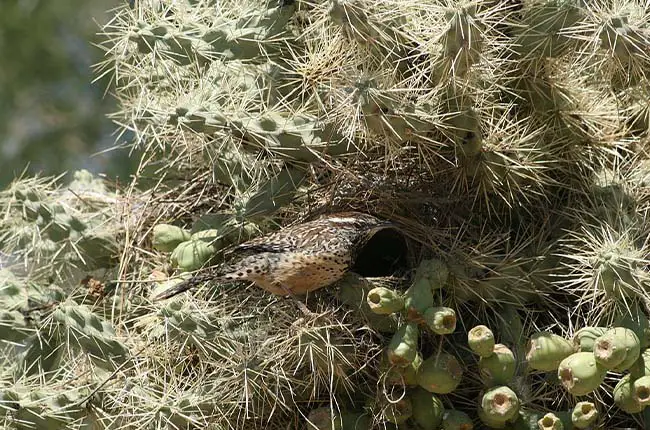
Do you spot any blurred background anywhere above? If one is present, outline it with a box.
[0,0,135,187]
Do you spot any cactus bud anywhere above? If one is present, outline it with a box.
[572,327,607,352]
[366,287,404,315]
[479,386,520,425]
[526,331,575,371]
[417,352,463,394]
[152,224,191,252]
[571,401,598,429]
[538,412,563,430]
[424,307,457,335]
[442,410,474,430]
[557,352,607,396]
[593,327,641,371]
[478,344,516,387]
[468,325,495,357]
[409,387,444,430]
[170,239,217,272]
[387,322,419,367]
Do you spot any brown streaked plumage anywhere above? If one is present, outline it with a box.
[152,212,394,303]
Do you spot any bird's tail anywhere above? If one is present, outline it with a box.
[152,270,223,301]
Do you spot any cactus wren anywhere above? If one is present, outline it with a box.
[153,212,394,312]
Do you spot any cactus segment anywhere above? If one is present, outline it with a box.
[417,352,463,394]
[571,401,597,429]
[52,303,129,370]
[404,259,450,320]
[557,352,607,396]
[478,344,516,387]
[404,278,434,321]
[413,258,450,290]
[593,327,640,371]
[409,387,444,430]
[526,331,575,371]
[423,306,457,335]
[240,166,306,219]
[387,322,419,367]
[614,304,650,349]
[468,325,496,357]
[366,287,404,315]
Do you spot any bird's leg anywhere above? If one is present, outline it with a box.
[278,283,317,317]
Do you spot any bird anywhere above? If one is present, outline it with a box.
[152,212,395,312]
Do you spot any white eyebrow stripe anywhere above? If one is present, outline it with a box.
[325,217,362,223]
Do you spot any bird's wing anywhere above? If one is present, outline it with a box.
[230,240,296,255]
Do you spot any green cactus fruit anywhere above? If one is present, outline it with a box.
[382,396,412,424]
[409,387,444,430]
[571,401,597,429]
[336,273,399,333]
[423,306,457,335]
[593,327,640,371]
[170,239,217,272]
[307,406,342,430]
[557,352,607,396]
[468,325,496,357]
[383,353,422,386]
[572,327,607,352]
[417,352,463,394]
[152,224,192,252]
[387,322,419,367]
[442,410,474,430]
[526,331,575,371]
[479,344,516,387]
[614,374,645,414]
[366,287,404,315]
[633,375,650,407]
[479,386,520,426]
[538,413,563,430]
[404,278,434,321]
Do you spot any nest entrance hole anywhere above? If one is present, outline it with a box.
[353,228,409,277]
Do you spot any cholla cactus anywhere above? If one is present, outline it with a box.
[2,0,650,428]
